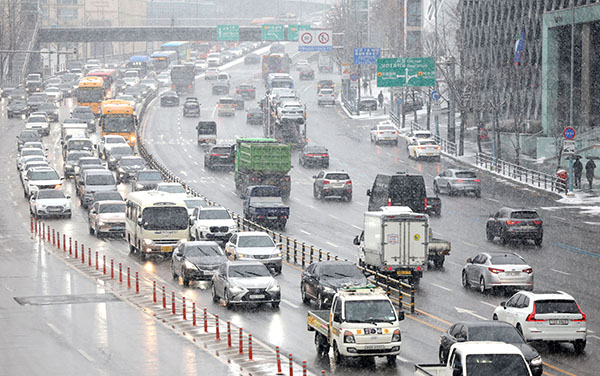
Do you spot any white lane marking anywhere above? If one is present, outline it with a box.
[447,260,462,267]
[484,197,500,203]
[550,268,571,276]
[300,230,311,236]
[431,283,452,292]
[282,299,299,309]
[351,224,362,230]
[550,215,567,221]
[77,349,94,362]
[193,161,199,165]
[328,214,339,220]
[462,241,479,248]
[180,171,188,176]
[588,335,600,341]
[455,307,488,321]
[480,301,498,309]
[326,241,339,248]
[47,323,62,335]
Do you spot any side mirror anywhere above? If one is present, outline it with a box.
[466,258,472,264]
[398,312,405,321]
[137,217,143,226]
[333,313,342,323]
[353,236,360,245]
[66,195,71,199]
[312,175,317,179]
[500,301,506,308]
[176,252,183,257]
[90,209,97,214]
[366,189,371,197]
[226,251,233,257]
[30,197,36,201]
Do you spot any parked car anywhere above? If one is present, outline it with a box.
[300,261,368,309]
[407,139,441,161]
[438,321,543,376]
[171,241,228,286]
[359,96,378,111]
[486,207,543,246]
[462,252,534,293]
[190,206,237,243]
[312,171,352,201]
[433,169,481,197]
[369,122,399,145]
[29,189,71,219]
[299,144,329,168]
[492,290,587,354]
[131,169,163,191]
[204,144,235,170]
[224,231,282,274]
[425,187,442,216]
[211,261,281,309]
[88,200,126,237]
[160,90,179,106]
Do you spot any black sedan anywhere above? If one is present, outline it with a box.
[204,144,235,170]
[300,261,368,309]
[246,107,263,125]
[425,187,442,216]
[160,90,180,107]
[131,169,164,191]
[244,53,260,64]
[299,144,329,168]
[17,129,42,151]
[183,100,201,117]
[359,96,378,111]
[486,207,543,246]
[299,66,315,80]
[38,102,59,122]
[438,321,543,376]
[7,100,30,118]
[171,241,228,286]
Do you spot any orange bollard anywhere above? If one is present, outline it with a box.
[47,225,50,242]
[57,232,60,249]
[182,296,186,320]
[103,255,106,274]
[215,315,220,340]
[34,218,38,234]
[69,237,72,255]
[81,244,85,264]
[119,263,122,283]
[95,252,98,270]
[248,334,253,360]
[227,321,231,347]
[135,272,139,293]
[162,286,166,309]
[276,346,282,374]
[63,234,66,252]
[52,229,55,246]
[127,267,131,289]
[74,240,78,258]
[153,281,156,302]
[302,361,307,376]
[171,292,175,314]
[192,302,196,326]
[88,248,91,267]
[239,328,244,354]
[289,353,293,376]
[111,259,114,279]
[41,222,44,239]
[204,308,208,332]
[30,216,33,233]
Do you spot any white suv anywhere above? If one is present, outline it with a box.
[493,290,587,353]
[190,206,237,243]
[317,88,335,105]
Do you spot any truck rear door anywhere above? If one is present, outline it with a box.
[383,219,427,267]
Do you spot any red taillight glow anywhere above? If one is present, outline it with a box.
[347,180,352,185]
[506,220,521,225]
[306,153,315,157]
[424,197,428,208]
[522,268,533,274]
[533,220,543,225]
[573,302,587,322]
[488,267,505,274]
[526,303,546,322]
[388,198,392,206]
[210,153,225,157]
[387,266,393,271]
[474,179,481,182]
[416,266,422,271]
[323,180,330,185]
[457,179,463,182]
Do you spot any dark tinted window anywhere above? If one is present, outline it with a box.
[465,354,530,375]
[468,326,524,343]
[142,207,188,230]
[319,264,365,279]
[389,176,426,207]
[98,203,125,213]
[250,186,280,197]
[324,173,349,180]
[455,171,477,178]
[490,255,525,265]
[535,300,579,314]
[184,245,224,257]
[93,192,123,201]
[37,190,66,199]
[228,264,270,277]
[511,211,539,219]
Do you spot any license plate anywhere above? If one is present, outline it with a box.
[267,216,277,220]
[397,270,411,275]
[249,294,264,299]
[364,345,386,350]
[549,319,569,325]
[161,246,173,253]
[506,271,519,276]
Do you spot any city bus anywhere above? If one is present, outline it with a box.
[160,41,191,64]
[191,41,212,59]
[126,55,153,76]
[87,69,117,98]
[76,76,105,115]
[262,53,291,81]
[151,51,178,71]
[125,191,189,260]
[99,100,137,147]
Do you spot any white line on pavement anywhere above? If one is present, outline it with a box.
[300,230,311,236]
[77,349,94,362]
[431,283,452,292]
[462,241,479,248]
[47,323,62,335]
[282,299,299,309]
[588,335,600,341]
[326,241,339,248]
[328,214,339,220]
[480,301,498,308]
[447,260,462,267]
[550,268,571,276]
[550,215,567,221]
[351,224,362,230]
[484,197,500,203]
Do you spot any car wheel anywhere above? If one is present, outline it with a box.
[486,226,494,241]
[345,193,352,202]
[492,313,498,320]
[301,283,310,305]
[386,355,396,366]
[316,189,322,200]
[182,273,190,287]
[333,342,345,365]
[574,339,586,354]
[272,301,280,309]
[447,184,454,196]
[89,225,95,235]
[479,276,487,293]
[224,289,232,309]
[211,283,219,302]
[500,230,509,245]
[462,271,470,288]
[313,186,318,198]
[534,236,543,246]
[475,190,481,198]
[317,292,325,310]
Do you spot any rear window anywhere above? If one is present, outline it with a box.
[535,300,579,314]
[219,99,234,105]
[379,126,395,131]
[511,211,538,219]
[86,173,115,185]
[490,255,525,265]
[455,171,477,179]
[325,173,350,180]
[420,140,437,146]
[211,147,232,154]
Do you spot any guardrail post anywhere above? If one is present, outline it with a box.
[182,296,186,320]
[227,321,231,347]
[410,284,415,313]
[293,240,298,264]
[192,302,196,326]
[57,231,60,249]
[318,249,323,262]
[309,246,314,264]
[286,238,290,261]
[215,314,220,340]
[301,242,306,267]
[385,275,391,296]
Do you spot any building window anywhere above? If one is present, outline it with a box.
[58,0,78,4]
[57,8,78,19]
[407,0,422,27]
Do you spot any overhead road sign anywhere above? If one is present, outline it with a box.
[563,126,576,140]
[376,57,436,88]
[217,25,239,41]
[262,24,285,41]
[298,30,333,52]
[353,48,381,65]
[287,24,310,41]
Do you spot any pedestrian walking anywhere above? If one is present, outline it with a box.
[362,80,368,94]
[585,158,597,190]
[377,90,384,109]
[573,157,583,189]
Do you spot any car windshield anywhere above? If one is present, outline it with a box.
[110,147,134,156]
[465,354,530,376]
[21,149,44,157]
[420,140,438,146]
[415,132,431,138]
[37,190,65,199]
[120,158,144,166]
[511,211,538,219]
[228,264,270,277]
[535,300,580,314]
[20,132,40,140]
[320,264,364,279]
[98,203,125,213]
[468,326,524,343]
[305,146,327,153]
[141,207,188,230]
[378,126,395,131]
[28,116,46,123]
[184,199,205,209]
[138,171,162,181]
[325,173,350,180]
[157,185,186,194]
[237,235,274,248]
[455,171,478,179]
[106,137,126,144]
[73,109,94,118]
[490,255,525,265]
[80,159,102,166]
[86,174,115,185]
[68,140,93,150]
[31,170,59,180]
[93,192,122,201]
[199,209,231,220]
[185,245,224,257]
[345,300,397,323]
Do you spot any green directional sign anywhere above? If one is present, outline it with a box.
[262,24,285,41]
[287,24,310,41]
[217,25,239,41]
[377,57,436,88]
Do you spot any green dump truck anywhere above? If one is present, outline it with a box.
[234,138,292,199]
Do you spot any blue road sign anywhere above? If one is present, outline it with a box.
[350,73,358,81]
[431,90,441,101]
[563,126,576,140]
[353,48,381,65]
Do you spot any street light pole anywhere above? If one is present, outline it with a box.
[568,3,575,195]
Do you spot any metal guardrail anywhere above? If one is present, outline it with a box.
[135,92,416,313]
[475,152,567,194]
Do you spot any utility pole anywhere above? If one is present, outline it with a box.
[447,56,456,143]
[568,3,575,196]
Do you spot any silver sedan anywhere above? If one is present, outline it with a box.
[433,168,481,197]
[462,252,533,293]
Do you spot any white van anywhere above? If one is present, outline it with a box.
[217,97,235,117]
[125,191,189,260]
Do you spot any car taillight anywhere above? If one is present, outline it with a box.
[416,266,422,271]
[474,179,481,182]
[522,268,533,274]
[488,267,504,274]
[248,89,254,92]
[323,180,330,185]
[532,220,543,225]
[457,179,463,182]
[526,303,545,322]
[322,154,329,157]
[388,198,392,206]
[306,153,315,157]
[347,180,352,185]
[506,220,520,225]
[573,302,587,322]
[247,114,250,118]
[424,197,427,208]
[211,153,225,157]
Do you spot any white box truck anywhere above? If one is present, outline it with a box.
[353,206,428,283]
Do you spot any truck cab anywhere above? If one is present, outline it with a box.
[307,286,404,365]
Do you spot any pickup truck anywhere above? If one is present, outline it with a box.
[414,341,532,376]
[307,286,404,365]
[243,185,289,229]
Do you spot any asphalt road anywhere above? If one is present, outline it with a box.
[1,43,598,376]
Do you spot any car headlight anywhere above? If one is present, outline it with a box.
[322,285,335,294]
[39,204,47,209]
[198,226,209,232]
[184,260,197,270]
[109,157,116,162]
[236,253,247,259]
[267,280,280,292]
[136,183,144,189]
[98,220,106,226]
[229,225,237,230]
[391,329,401,342]
[272,252,282,258]
[144,239,153,245]
[530,356,542,366]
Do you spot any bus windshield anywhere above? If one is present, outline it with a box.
[77,87,104,102]
[102,114,135,133]
[142,206,188,230]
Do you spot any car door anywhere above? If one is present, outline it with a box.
[172,243,184,273]
[441,324,461,356]
[191,207,200,236]
[89,202,100,227]
[466,254,483,284]
[304,264,318,298]
[225,234,238,260]
[503,293,524,325]
[513,295,530,329]
[314,171,324,192]
[214,264,226,297]
[490,210,502,235]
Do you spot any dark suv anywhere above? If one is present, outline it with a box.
[486,207,543,246]
[204,144,235,170]
[312,171,352,201]
[367,172,427,213]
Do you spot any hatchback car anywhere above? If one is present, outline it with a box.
[160,90,179,106]
[312,171,352,201]
[211,261,281,309]
[370,122,399,145]
[183,100,201,117]
[172,241,228,286]
[492,290,587,354]
[299,144,329,168]
[300,261,368,309]
[204,144,235,170]
[434,169,481,197]
[224,231,282,274]
[486,207,543,246]
[88,200,126,237]
[246,107,263,125]
[462,252,534,293]
[29,189,71,219]
[438,321,543,376]
[317,88,335,106]
[407,139,441,160]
